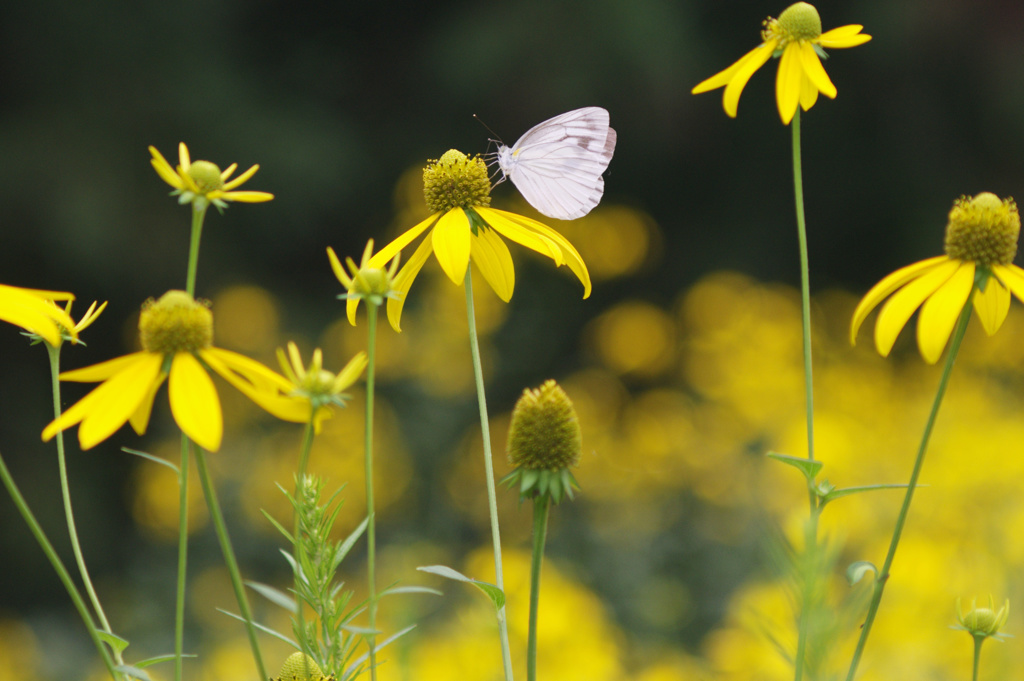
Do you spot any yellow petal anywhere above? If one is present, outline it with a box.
[60,352,152,382]
[776,43,803,124]
[222,164,259,190]
[973,273,1011,336]
[178,142,191,171]
[0,286,75,346]
[478,207,593,298]
[799,41,837,99]
[874,258,961,356]
[78,353,164,449]
[475,208,562,262]
[149,146,185,190]
[817,25,872,49]
[129,371,167,436]
[220,163,239,182]
[331,351,368,393]
[220,190,275,203]
[850,255,949,344]
[201,347,292,393]
[201,348,311,425]
[431,209,472,285]
[169,353,222,452]
[387,234,434,332]
[916,261,975,363]
[799,72,819,111]
[719,41,777,117]
[470,227,515,302]
[992,264,1024,305]
[692,41,774,95]
[368,214,439,270]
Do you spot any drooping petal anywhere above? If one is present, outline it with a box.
[368,214,440,271]
[386,233,435,332]
[992,264,1024,306]
[692,40,776,94]
[475,208,562,262]
[850,255,949,344]
[431,209,472,285]
[0,285,77,346]
[799,73,819,111]
[201,348,312,426]
[916,261,975,364]
[60,351,152,382]
[169,353,222,451]
[799,41,837,99]
[128,371,167,436]
[470,226,515,302]
[776,43,804,124]
[721,41,777,118]
[201,347,292,393]
[817,25,872,49]
[478,207,592,297]
[77,353,165,449]
[874,258,961,356]
[973,273,1011,336]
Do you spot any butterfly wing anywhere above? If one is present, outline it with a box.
[498,107,617,220]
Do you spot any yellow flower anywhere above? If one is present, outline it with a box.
[692,2,871,124]
[42,291,289,452]
[367,150,591,332]
[35,300,108,347]
[240,342,367,433]
[149,142,274,211]
[327,239,401,325]
[0,284,77,346]
[955,596,1010,642]
[851,193,1024,364]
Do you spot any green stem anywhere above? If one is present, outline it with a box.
[790,108,816,681]
[527,495,550,681]
[845,300,973,681]
[293,420,314,662]
[972,637,983,681]
[0,449,118,678]
[185,204,208,298]
[46,345,119,638]
[175,435,190,681]
[194,447,267,681]
[791,109,815,465]
[464,269,514,681]
[365,302,380,681]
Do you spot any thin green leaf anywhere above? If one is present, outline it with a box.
[822,483,915,506]
[766,451,823,481]
[113,665,152,681]
[847,561,877,586]
[120,448,178,473]
[378,585,443,598]
[132,653,196,669]
[345,624,417,676]
[417,565,506,611]
[261,509,294,543]
[246,580,297,613]
[97,629,129,654]
[217,609,299,648]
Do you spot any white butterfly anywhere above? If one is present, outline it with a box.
[494,107,616,221]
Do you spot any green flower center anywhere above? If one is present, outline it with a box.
[139,290,214,354]
[507,379,582,471]
[275,652,328,681]
[764,2,822,45]
[422,149,492,214]
[944,192,1020,265]
[353,267,393,298]
[187,160,224,194]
